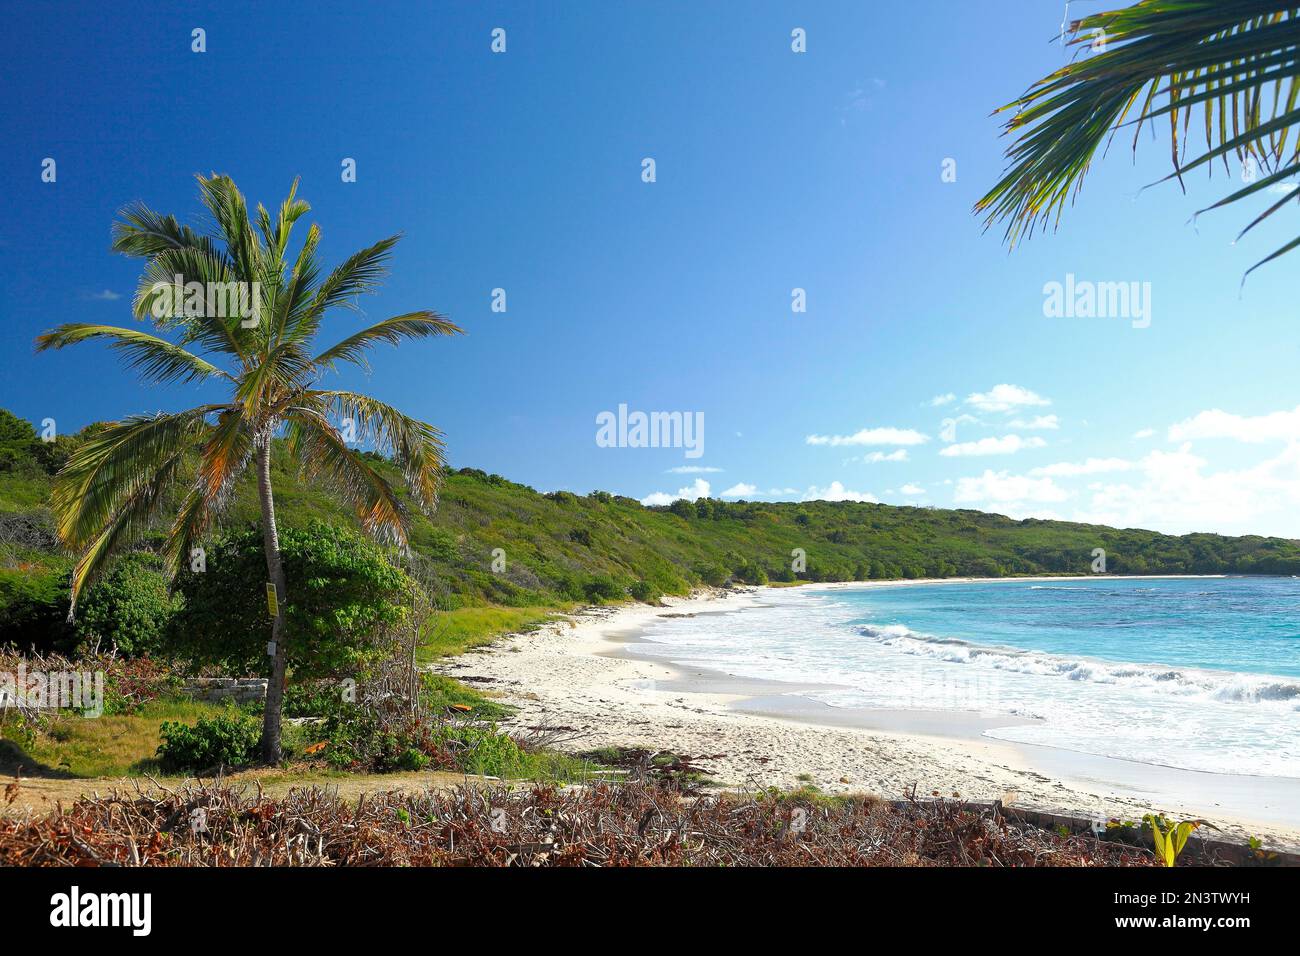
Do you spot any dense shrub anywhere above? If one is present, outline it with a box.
[74,552,178,657]
[156,711,261,772]
[311,702,530,776]
[317,707,451,773]
[0,411,37,473]
[0,568,72,653]
[167,522,413,679]
[582,575,624,603]
[283,679,353,719]
[629,580,659,603]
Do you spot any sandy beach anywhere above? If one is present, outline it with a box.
[435,581,1300,852]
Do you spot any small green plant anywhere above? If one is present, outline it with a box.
[1143,813,1213,867]
[156,710,261,773]
[1247,836,1278,864]
[628,580,659,603]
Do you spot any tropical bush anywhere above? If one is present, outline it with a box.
[0,568,71,653]
[629,580,659,603]
[74,552,178,657]
[581,574,624,603]
[156,711,262,772]
[167,522,413,679]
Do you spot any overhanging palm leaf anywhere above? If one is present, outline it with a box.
[312,311,460,372]
[38,173,461,760]
[976,1,1300,274]
[35,324,233,386]
[283,409,411,543]
[305,390,446,511]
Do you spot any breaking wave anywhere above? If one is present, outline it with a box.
[857,623,1300,708]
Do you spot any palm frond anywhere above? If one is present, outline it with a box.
[306,390,446,512]
[34,324,233,385]
[194,407,255,503]
[312,311,462,372]
[976,1,1300,272]
[309,235,399,314]
[67,448,192,610]
[196,173,263,283]
[283,409,411,545]
[111,201,226,263]
[51,407,222,551]
[131,245,254,366]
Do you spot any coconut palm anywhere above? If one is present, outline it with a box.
[977,1,1300,275]
[36,174,461,760]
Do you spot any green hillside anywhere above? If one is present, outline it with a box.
[5,407,1300,653]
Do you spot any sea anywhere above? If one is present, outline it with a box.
[632,577,1300,777]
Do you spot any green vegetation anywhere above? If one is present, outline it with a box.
[33,174,460,763]
[1,698,230,778]
[1144,813,1214,868]
[6,410,1300,668]
[156,709,263,773]
[416,605,567,662]
[74,552,178,657]
[168,522,413,679]
[978,1,1300,275]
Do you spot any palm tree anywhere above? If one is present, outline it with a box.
[36,174,461,761]
[977,1,1300,275]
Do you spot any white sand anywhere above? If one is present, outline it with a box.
[435,585,1300,851]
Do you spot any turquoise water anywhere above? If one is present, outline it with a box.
[636,577,1300,776]
[842,577,1300,681]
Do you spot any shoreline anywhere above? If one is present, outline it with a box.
[435,579,1300,851]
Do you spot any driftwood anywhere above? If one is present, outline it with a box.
[0,777,1189,867]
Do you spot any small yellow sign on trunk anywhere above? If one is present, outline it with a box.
[266,582,279,618]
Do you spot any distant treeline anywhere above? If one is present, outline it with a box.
[3,408,1299,652]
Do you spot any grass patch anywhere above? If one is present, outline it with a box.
[421,673,513,720]
[0,699,233,778]
[417,604,568,662]
[754,783,858,810]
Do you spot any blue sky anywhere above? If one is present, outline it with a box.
[3,1,1299,537]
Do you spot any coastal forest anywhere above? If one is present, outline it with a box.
[5,406,1299,656]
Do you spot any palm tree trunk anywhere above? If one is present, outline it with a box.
[256,434,289,763]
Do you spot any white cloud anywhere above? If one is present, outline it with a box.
[801,481,878,503]
[1168,406,1300,444]
[965,384,1050,414]
[806,427,929,447]
[1132,428,1156,440]
[87,289,121,301]
[939,435,1046,457]
[721,482,757,498]
[926,393,956,407]
[1008,414,1059,430]
[1267,182,1298,195]
[1073,443,1300,535]
[640,478,710,506]
[953,471,1070,519]
[1030,457,1132,477]
[665,465,723,474]
[767,487,799,495]
[900,483,924,495]
[861,449,909,463]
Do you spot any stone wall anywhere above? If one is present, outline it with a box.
[181,677,267,704]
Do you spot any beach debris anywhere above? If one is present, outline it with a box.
[0,779,1188,867]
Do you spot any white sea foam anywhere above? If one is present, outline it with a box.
[856,623,1300,708]
[635,588,1300,777]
